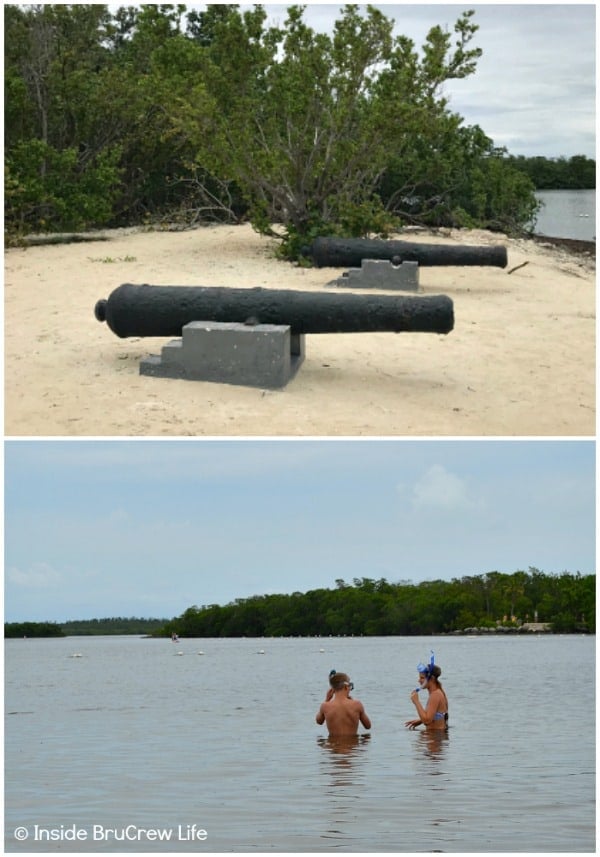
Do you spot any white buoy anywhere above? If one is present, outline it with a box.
[197,651,204,655]
[258,649,265,654]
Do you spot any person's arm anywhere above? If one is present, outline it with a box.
[316,703,326,725]
[410,689,439,725]
[358,702,371,730]
[404,718,422,729]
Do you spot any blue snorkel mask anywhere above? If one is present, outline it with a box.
[415,650,435,691]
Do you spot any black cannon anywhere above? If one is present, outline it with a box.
[305,235,508,268]
[94,283,454,338]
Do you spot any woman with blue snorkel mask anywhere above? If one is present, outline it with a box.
[405,652,448,731]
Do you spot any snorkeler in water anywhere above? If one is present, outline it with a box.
[316,670,372,737]
[405,651,448,731]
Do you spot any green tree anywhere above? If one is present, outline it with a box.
[180,4,484,258]
[4,4,214,234]
[4,4,123,232]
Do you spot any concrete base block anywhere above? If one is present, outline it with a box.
[139,321,305,389]
[329,258,419,291]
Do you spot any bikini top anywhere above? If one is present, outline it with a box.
[434,711,448,721]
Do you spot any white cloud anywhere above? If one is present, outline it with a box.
[7,562,63,588]
[411,464,473,511]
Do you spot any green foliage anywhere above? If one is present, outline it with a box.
[464,152,541,233]
[60,616,170,635]
[4,617,170,637]
[4,4,586,249]
[189,4,488,257]
[378,124,541,233]
[4,3,214,234]
[157,569,595,638]
[6,139,121,233]
[507,154,596,190]
[5,621,65,638]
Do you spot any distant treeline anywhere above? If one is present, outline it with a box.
[5,621,66,638]
[157,569,594,638]
[4,617,169,638]
[507,155,595,190]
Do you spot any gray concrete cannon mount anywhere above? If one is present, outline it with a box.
[94,284,454,389]
[329,258,420,291]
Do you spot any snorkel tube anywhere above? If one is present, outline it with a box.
[414,650,435,692]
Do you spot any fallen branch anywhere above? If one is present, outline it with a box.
[507,260,529,275]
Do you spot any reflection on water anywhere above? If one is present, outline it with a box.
[318,734,371,769]
[317,733,371,754]
[317,734,371,844]
[410,728,451,807]
[415,728,449,763]
[317,733,371,786]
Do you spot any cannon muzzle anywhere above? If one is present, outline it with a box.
[306,236,507,268]
[95,284,454,338]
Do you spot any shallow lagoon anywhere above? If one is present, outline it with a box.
[5,633,595,852]
[534,189,595,241]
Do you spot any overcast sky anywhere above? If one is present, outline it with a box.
[259,3,595,159]
[4,440,595,623]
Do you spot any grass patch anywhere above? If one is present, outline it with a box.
[88,254,137,263]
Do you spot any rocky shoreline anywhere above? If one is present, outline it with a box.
[529,233,595,258]
[449,624,552,635]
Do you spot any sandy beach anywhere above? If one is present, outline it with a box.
[4,223,595,437]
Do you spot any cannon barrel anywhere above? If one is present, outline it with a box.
[94,284,454,338]
[306,236,508,268]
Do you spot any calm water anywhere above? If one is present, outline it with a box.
[533,189,595,241]
[4,634,595,853]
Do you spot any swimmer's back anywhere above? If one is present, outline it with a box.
[320,697,371,736]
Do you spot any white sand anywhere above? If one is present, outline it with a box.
[4,223,595,436]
